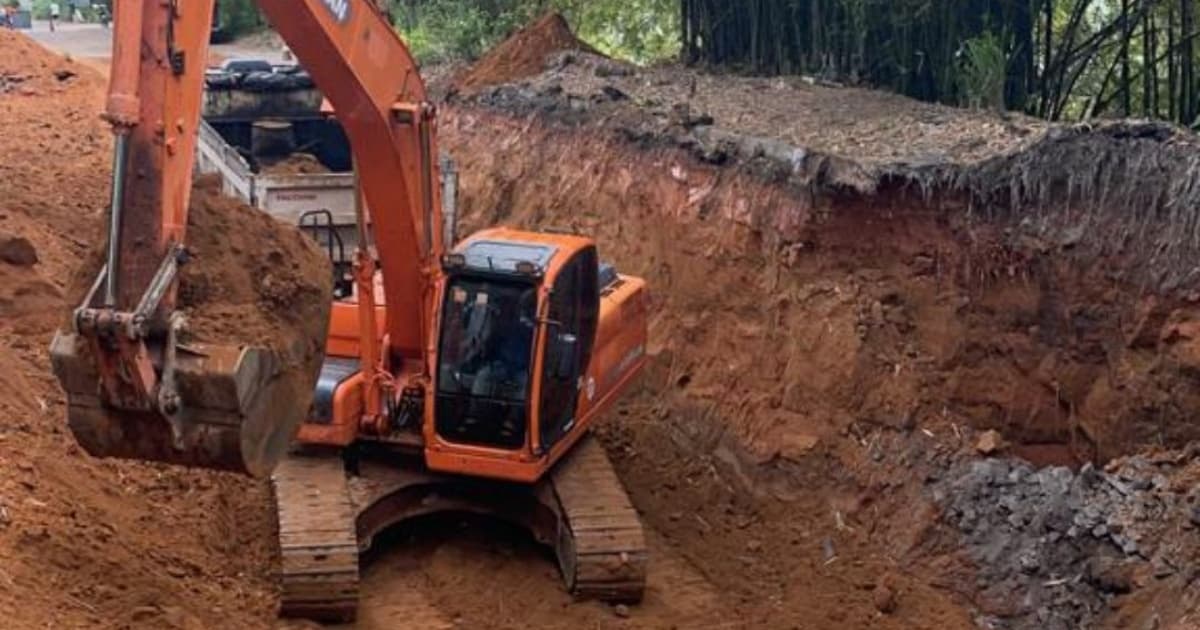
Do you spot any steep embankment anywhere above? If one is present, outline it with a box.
[439,14,1200,630]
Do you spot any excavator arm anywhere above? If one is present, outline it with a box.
[52,2,654,618]
[257,0,444,356]
[50,0,441,476]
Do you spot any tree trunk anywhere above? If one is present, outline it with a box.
[675,0,1186,124]
[1170,0,1179,120]
[1007,0,1035,110]
[1182,0,1196,123]
[1041,0,1054,118]
[1120,0,1132,116]
[1145,8,1157,117]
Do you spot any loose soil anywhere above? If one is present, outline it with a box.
[5,13,1200,630]
[453,12,601,94]
[258,153,331,176]
[178,173,331,352]
[0,29,279,629]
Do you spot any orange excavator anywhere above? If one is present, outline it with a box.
[50,0,649,621]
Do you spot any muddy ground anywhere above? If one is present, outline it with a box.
[4,14,1200,630]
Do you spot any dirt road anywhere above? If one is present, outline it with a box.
[25,21,286,70]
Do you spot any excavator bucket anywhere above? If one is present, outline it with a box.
[48,251,325,478]
[50,331,313,478]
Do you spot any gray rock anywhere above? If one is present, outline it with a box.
[1018,549,1041,574]
[931,451,1188,630]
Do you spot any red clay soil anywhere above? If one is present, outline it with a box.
[6,14,1200,630]
[179,173,331,351]
[0,30,282,629]
[439,107,978,629]
[454,12,600,92]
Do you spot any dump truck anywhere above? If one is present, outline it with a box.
[196,62,458,272]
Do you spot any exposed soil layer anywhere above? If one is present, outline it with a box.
[5,16,1200,630]
[451,16,1200,465]
[444,103,1200,468]
[433,18,1200,625]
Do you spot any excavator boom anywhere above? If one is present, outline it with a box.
[50,0,441,476]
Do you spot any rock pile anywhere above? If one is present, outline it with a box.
[936,450,1200,629]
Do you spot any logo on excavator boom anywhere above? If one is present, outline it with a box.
[320,0,350,23]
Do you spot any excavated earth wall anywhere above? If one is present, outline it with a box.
[441,52,1200,627]
[446,90,1200,471]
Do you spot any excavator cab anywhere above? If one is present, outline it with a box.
[434,273,540,450]
[434,236,567,455]
[423,228,644,484]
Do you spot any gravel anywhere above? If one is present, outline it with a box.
[935,452,1200,629]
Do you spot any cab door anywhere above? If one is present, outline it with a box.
[537,247,598,451]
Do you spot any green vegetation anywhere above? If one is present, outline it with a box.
[213,0,1200,126]
[28,0,65,19]
[216,0,264,38]
[682,1,1200,125]
[388,0,677,64]
[959,30,1009,110]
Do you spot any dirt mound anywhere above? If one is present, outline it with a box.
[259,152,331,176]
[0,28,69,75]
[0,31,279,629]
[454,12,600,92]
[179,173,331,350]
[457,46,1047,167]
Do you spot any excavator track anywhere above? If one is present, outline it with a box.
[550,435,648,603]
[271,435,645,622]
[272,455,360,623]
